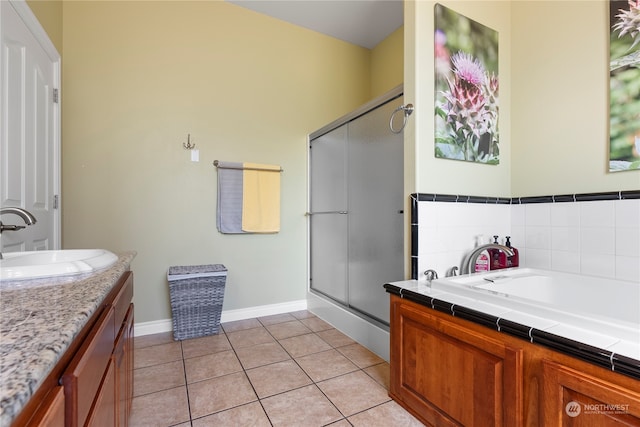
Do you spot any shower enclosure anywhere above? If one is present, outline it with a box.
[308,86,404,327]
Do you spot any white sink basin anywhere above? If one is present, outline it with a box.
[0,249,118,281]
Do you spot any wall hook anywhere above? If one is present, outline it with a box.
[183,134,196,150]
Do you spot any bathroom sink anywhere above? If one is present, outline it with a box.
[0,249,118,281]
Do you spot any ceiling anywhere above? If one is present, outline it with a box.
[226,0,404,49]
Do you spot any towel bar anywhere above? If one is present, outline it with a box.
[213,160,283,172]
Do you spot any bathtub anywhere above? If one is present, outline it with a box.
[429,268,640,344]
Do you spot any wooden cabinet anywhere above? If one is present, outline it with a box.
[389,294,640,427]
[542,360,640,426]
[13,271,134,427]
[390,295,523,426]
[26,387,65,427]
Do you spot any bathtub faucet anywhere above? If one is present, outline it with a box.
[461,243,514,275]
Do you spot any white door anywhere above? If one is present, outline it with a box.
[0,0,60,252]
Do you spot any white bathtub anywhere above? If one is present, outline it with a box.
[430,268,640,343]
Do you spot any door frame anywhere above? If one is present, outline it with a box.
[3,0,61,248]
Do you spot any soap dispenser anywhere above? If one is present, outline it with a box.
[489,236,503,270]
[474,236,490,273]
[505,236,519,268]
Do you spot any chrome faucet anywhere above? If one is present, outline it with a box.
[0,207,37,260]
[461,243,514,275]
[0,207,37,231]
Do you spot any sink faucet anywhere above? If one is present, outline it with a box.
[461,243,514,275]
[0,207,37,260]
[0,207,37,231]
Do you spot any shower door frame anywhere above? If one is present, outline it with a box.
[307,85,405,328]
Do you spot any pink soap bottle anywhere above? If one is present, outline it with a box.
[505,236,519,268]
[474,236,490,273]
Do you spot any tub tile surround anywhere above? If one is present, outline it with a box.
[384,283,640,381]
[412,190,640,283]
[406,190,640,380]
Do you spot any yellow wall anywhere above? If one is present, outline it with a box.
[25,0,62,54]
[511,1,640,195]
[371,26,404,98]
[61,1,373,323]
[409,0,512,197]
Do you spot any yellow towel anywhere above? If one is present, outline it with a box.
[242,163,281,233]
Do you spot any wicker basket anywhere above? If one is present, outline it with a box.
[167,264,227,341]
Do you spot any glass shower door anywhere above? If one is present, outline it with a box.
[309,125,348,304]
[347,99,404,324]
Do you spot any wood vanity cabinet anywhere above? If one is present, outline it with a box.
[17,272,134,427]
[389,294,640,427]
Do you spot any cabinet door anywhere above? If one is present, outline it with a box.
[62,306,115,427]
[27,386,65,427]
[390,296,524,426]
[116,303,134,427]
[86,357,116,427]
[542,360,640,426]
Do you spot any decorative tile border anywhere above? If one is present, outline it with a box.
[384,283,640,381]
[409,190,640,279]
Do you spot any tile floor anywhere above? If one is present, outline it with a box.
[131,310,424,426]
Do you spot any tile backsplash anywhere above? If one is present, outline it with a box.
[412,191,640,283]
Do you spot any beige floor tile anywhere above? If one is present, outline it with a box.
[258,312,298,326]
[134,360,185,397]
[261,384,342,426]
[265,320,311,339]
[317,371,390,417]
[300,316,333,332]
[278,333,331,358]
[246,359,313,398]
[235,341,291,369]
[129,386,190,427]
[290,310,316,319]
[364,362,391,390]
[295,349,359,382]
[188,372,257,419]
[315,328,356,348]
[326,420,351,427]
[181,333,231,359]
[227,327,275,349]
[348,400,425,426]
[184,349,242,383]
[134,341,182,369]
[134,331,175,349]
[337,343,385,368]
[191,402,271,427]
[221,318,262,333]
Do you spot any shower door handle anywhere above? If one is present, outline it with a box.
[306,211,348,216]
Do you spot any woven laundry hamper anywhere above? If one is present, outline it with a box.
[167,264,227,340]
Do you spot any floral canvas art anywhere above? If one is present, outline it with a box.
[434,4,499,164]
[610,0,640,172]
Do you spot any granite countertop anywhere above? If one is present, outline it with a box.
[0,251,136,427]
[385,279,640,381]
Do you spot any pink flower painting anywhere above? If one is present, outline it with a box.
[434,4,499,164]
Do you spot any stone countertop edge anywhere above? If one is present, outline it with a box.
[0,251,136,427]
[384,280,640,382]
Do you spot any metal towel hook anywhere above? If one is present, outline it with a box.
[389,103,414,134]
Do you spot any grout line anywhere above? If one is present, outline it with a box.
[179,341,195,426]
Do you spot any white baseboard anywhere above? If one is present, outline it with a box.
[134,299,307,337]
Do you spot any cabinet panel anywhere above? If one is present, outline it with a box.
[115,304,134,427]
[112,274,133,331]
[26,386,64,427]
[62,306,115,427]
[390,296,523,426]
[86,358,116,427]
[542,360,640,426]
